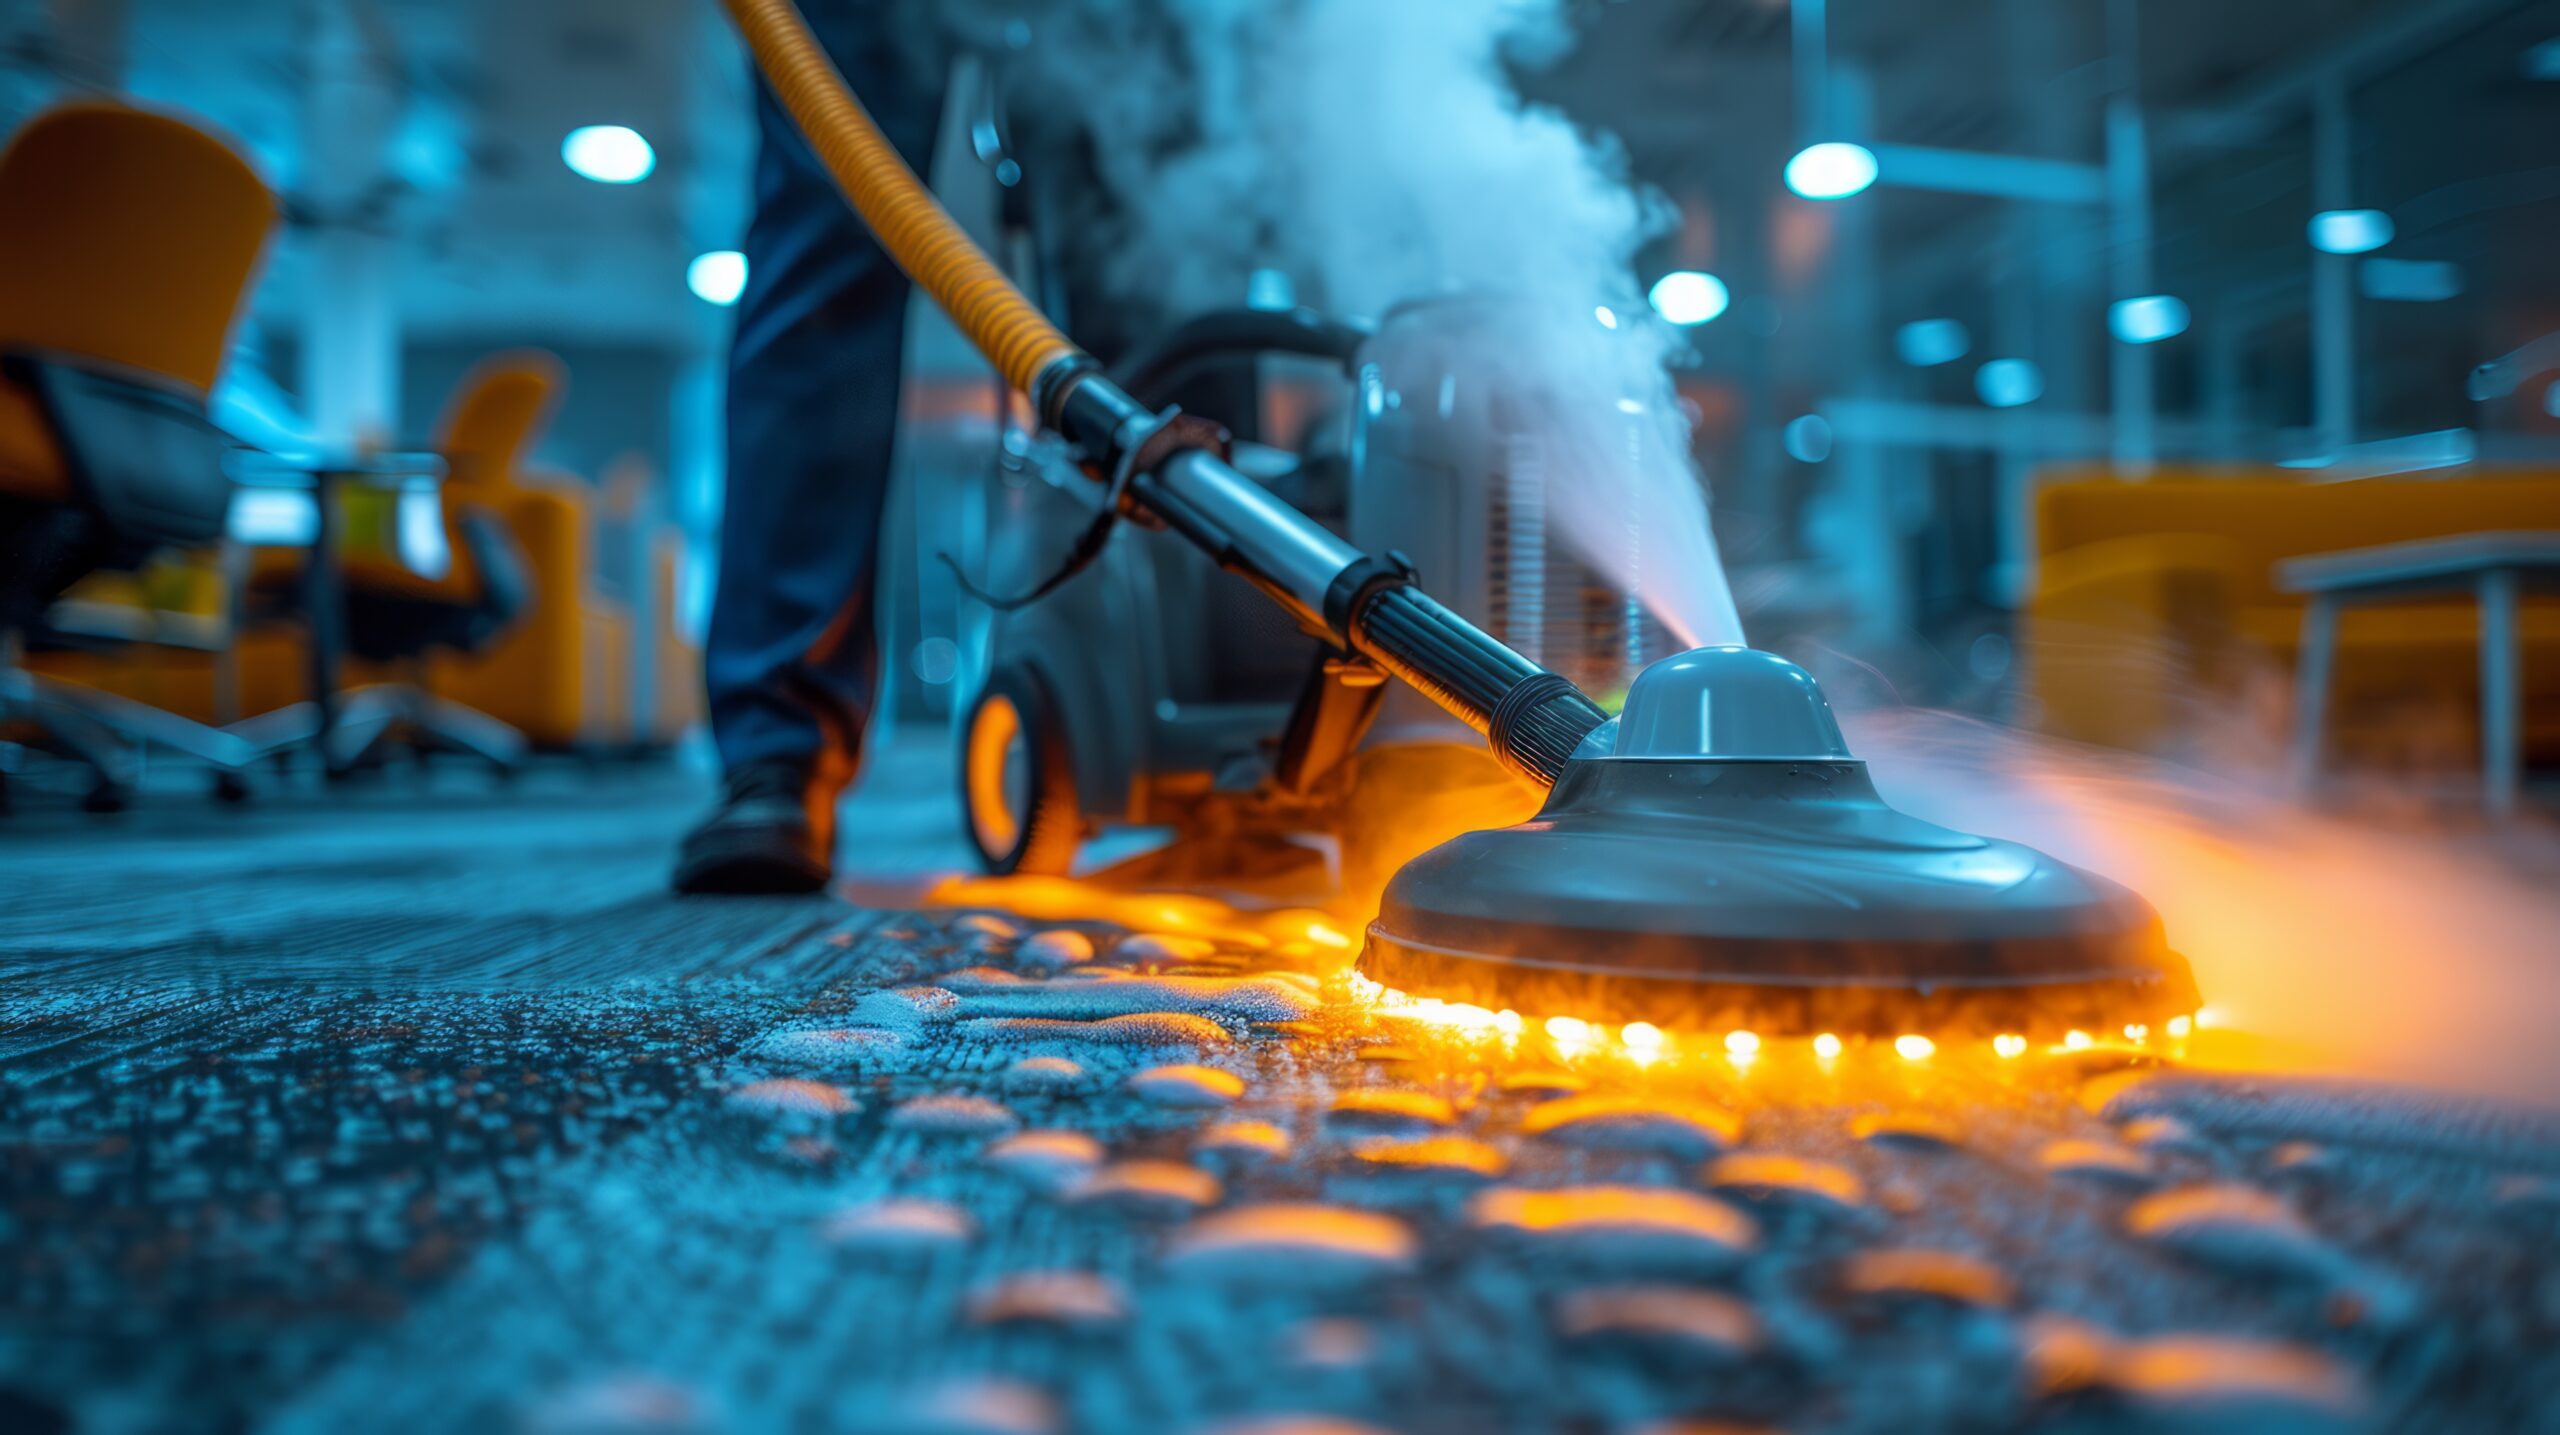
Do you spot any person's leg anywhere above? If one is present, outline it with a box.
[676,8,944,893]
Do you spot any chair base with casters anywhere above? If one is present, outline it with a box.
[232,676,527,779]
[227,463,537,782]
[0,639,254,811]
[0,354,262,813]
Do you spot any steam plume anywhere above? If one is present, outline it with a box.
[991,0,1744,648]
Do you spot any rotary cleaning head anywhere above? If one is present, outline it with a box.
[1362,647,2199,1036]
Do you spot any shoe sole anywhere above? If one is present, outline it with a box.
[671,828,832,896]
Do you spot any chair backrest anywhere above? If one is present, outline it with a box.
[0,102,276,394]
[434,350,567,493]
[2038,471,2560,605]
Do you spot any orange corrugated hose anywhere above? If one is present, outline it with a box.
[722,0,1081,398]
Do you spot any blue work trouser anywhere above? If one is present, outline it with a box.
[706,3,943,778]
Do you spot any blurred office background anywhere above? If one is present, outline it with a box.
[2,0,2556,807]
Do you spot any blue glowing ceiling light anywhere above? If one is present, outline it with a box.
[1895,318,1970,367]
[1648,270,1730,326]
[1975,358,2044,409]
[2307,209,2392,255]
[563,124,655,184]
[2108,295,2191,344]
[1785,142,1879,201]
[688,250,748,305]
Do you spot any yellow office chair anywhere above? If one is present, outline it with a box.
[423,353,648,752]
[0,101,275,810]
[237,354,557,774]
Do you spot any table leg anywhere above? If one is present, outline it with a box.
[2291,595,2340,796]
[305,470,349,777]
[2479,568,2521,818]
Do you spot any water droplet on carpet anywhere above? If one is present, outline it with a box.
[1001,1056,1090,1095]
[1521,1096,1740,1158]
[2108,1334,2368,1430]
[1119,932,1220,963]
[850,986,962,1037]
[724,1079,855,1118]
[1016,930,1095,973]
[1837,1248,2014,1311]
[954,974,1320,1025]
[1069,1159,1222,1216]
[2124,1185,2335,1281]
[2038,1139,2154,1187]
[958,1012,1234,1049]
[1499,1070,1587,1099]
[1198,1120,1294,1161]
[966,1271,1128,1330]
[1128,1064,1245,1109]
[823,1198,976,1252]
[746,1027,909,1072]
[1348,1136,1508,1185]
[887,1094,1020,1136]
[1553,1285,1762,1361]
[985,1129,1105,1191]
[1703,1153,1869,1221]
[1327,1089,1456,1133]
[1469,1186,1758,1273]
[1850,1111,1962,1151]
[2120,1115,2213,1157]
[1166,1204,1419,1287]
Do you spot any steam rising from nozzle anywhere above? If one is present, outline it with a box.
[995,0,1743,649]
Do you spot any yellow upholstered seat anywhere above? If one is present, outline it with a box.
[419,352,642,749]
[2023,470,2560,764]
[1,102,276,791]
[0,94,271,506]
[0,101,271,501]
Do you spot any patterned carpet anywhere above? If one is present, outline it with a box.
[2,761,2555,1433]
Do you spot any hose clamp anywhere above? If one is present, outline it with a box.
[1321,548,1419,640]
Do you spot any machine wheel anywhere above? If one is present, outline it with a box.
[960,666,1081,876]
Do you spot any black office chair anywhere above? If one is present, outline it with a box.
[0,103,275,811]
[229,360,550,778]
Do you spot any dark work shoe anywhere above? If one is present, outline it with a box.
[672,760,840,895]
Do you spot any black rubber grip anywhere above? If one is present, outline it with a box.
[1348,584,1608,787]
[1487,672,1612,786]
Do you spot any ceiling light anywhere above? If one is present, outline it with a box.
[2108,295,2190,344]
[2307,209,2392,255]
[688,250,748,305]
[1895,318,1970,367]
[1975,358,2044,408]
[1785,142,1879,200]
[1648,270,1730,326]
[563,124,655,184]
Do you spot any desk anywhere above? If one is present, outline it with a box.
[2277,530,2560,814]
[227,449,444,774]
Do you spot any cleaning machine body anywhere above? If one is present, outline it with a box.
[723,0,2201,1035]
[953,291,1685,885]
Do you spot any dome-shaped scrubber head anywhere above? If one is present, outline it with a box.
[1360,649,2200,1036]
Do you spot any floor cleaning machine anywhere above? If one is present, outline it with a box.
[953,291,1677,896]
[722,0,2201,1035]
